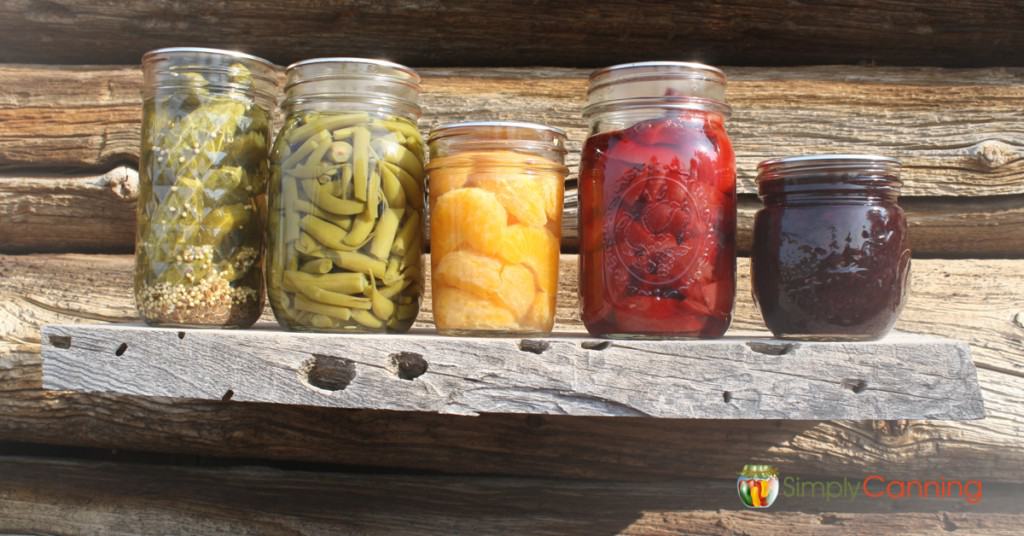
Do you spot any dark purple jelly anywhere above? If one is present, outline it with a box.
[751,155,911,340]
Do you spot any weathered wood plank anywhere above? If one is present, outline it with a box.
[2,455,1021,536]
[0,167,137,253]
[5,171,1022,257]
[39,325,984,420]
[1,254,1022,481]
[2,65,1022,197]
[0,1,1021,67]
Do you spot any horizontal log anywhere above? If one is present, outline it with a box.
[0,167,137,253]
[2,254,1023,481]
[41,325,983,420]
[0,1,1021,67]
[2,455,1021,535]
[6,169,1023,256]
[1,65,1022,197]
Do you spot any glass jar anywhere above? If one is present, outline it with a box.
[578,62,737,338]
[267,58,425,332]
[752,155,911,340]
[427,121,567,335]
[135,47,276,327]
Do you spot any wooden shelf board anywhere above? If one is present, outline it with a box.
[40,323,984,421]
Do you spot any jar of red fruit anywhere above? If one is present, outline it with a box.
[578,62,736,338]
[752,155,911,340]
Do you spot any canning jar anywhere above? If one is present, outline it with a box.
[578,62,736,338]
[135,47,276,327]
[427,122,567,335]
[752,155,911,340]
[267,58,425,332]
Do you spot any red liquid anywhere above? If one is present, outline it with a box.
[579,112,736,337]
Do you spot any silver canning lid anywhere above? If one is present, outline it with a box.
[142,47,277,69]
[428,120,567,141]
[757,154,902,181]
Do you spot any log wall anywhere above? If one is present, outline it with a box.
[0,1,1021,532]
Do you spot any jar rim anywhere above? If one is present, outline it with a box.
[142,47,278,69]
[285,57,421,83]
[428,120,567,141]
[588,61,725,83]
[757,154,901,181]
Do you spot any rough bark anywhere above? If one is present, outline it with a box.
[0,1,1021,67]
[0,455,1020,536]
[1,65,1021,197]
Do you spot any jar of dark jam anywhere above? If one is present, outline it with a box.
[578,62,736,338]
[751,155,911,340]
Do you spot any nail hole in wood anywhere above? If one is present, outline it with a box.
[305,354,356,391]
[581,340,611,351]
[723,391,733,403]
[221,389,234,401]
[114,343,128,356]
[519,339,550,354]
[49,335,71,349]
[746,342,795,356]
[842,378,868,394]
[390,352,428,380]
[177,331,186,340]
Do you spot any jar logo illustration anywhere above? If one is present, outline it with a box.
[605,171,710,289]
[737,464,779,508]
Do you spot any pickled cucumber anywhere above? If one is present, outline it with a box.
[267,111,425,332]
[135,61,270,327]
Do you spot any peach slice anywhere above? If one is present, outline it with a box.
[431,187,507,259]
[432,284,517,331]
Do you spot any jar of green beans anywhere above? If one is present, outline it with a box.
[136,48,276,328]
[267,58,425,332]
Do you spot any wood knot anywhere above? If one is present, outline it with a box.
[99,166,139,201]
[1013,311,1024,330]
[304,354,356,391]
[970,140,1017,170]
[871,419,915,446]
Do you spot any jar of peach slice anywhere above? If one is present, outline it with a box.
[427,121,567,335]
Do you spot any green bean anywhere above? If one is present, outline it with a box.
[373,118,420,142]
[332,127,354,140]
[283,129,330,171]
[352,127,370,201]
[287,113,369,146]
[294,295,353,321]
[292,282,371,310]
[309,313,338,329]
[302,214,348,249]
[397,303,418,320]
[285,270,367,295]
[338,164,353,198]
[334,250,387,277]
[300,179,364,215]
[330,141,353,163]
[401,233,422,271]
[291,137,333,179]
[368,208,403,260]
[372,138,423,178]
[370,286,395,319]
[351,309,384,328]
[300,258,333,274]
[343,214,375,247]
[381,161,406,209]
[391,210,420,255]
[378,279,405,299]
[293,199,353,230]
[363,165,381,220]
[283,178,300,243]
[383,162,423,208]
[383,256,400,283]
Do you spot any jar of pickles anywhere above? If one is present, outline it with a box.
[578,62,737,338]
[427,122,567,335]
[135,48,276,327]
[752,155,911,340]
[267,58,425,332]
